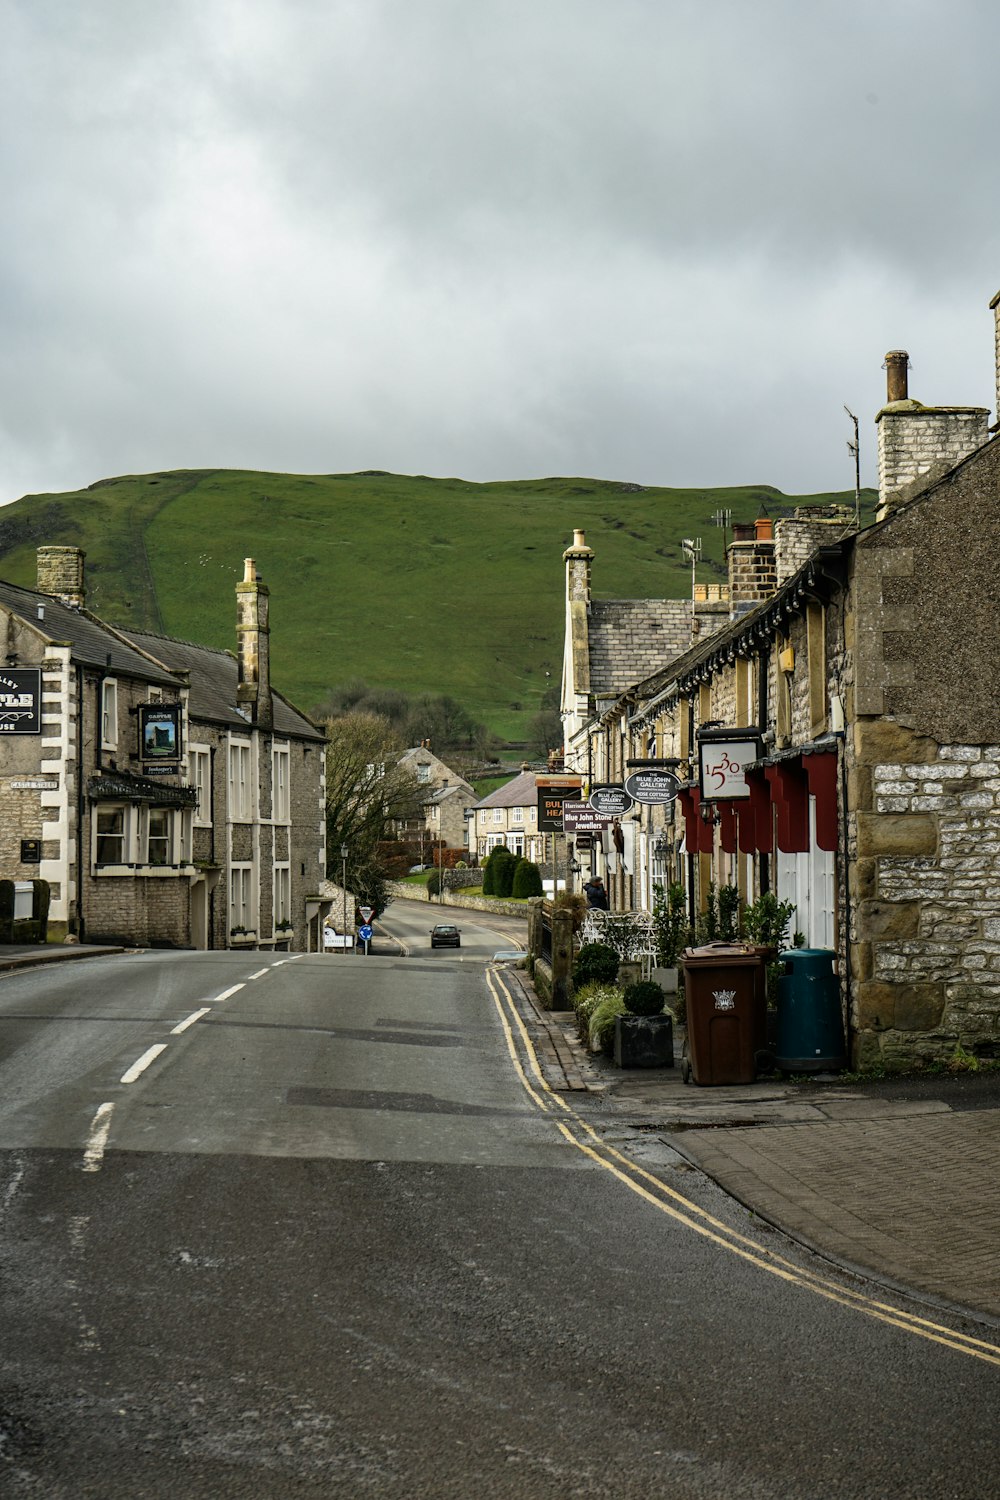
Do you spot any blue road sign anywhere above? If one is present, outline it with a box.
[358,924,373,942]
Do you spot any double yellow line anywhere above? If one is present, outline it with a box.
[486,964,1000,1369]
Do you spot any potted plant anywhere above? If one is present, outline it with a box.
[650,881,689,995]
[613,980,674,1069]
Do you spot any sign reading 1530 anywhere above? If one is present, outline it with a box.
[698,736,760,801]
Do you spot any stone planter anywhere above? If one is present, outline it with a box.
[650,966,679,994]
[613,1012,675,1069]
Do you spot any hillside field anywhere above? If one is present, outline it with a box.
[0,470,874,742]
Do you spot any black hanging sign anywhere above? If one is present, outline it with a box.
[0,669,42,734]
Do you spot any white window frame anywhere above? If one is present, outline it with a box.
[493,808,503,824]
[228,739,253,822]
[273,863,291,928]
[101,678,118,751]
[511,806,524,824]
[479,810,488,826]
[94,803,130,867]
[230,864,253,934]
[144,806,173,867]
[272,743,290,823]
[189,746,212,826]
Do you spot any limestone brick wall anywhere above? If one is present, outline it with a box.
[849,719,1000,1067]
[876,408,987,513]
[775,512,853,587]
[83,873,191,946]
[728,541,777,614]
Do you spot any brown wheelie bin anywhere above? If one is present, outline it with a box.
[681,942,769,1085]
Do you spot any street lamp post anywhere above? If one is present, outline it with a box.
[340,843,349,955]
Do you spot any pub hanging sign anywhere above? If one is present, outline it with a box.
[0,669,42,734]
[139,703,182,774]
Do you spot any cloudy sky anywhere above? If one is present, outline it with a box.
[1,0,998,505]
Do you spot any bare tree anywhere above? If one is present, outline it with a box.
[323,713,424,909]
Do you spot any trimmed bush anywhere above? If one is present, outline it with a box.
[623,980,665,1017]
[573,941,620,989]
[512,859,543,898]
[493,848,517,898]
[589,991,627,1055]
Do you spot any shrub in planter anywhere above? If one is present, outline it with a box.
[588,990,627,1055]
[623,980,665,1017]
[573,980,618,1041]
[573,941,620,989]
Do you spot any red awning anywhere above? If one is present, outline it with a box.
[765,761,809,853]
[803,750,839,852]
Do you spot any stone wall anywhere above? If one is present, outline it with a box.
[849,719,1000,1066]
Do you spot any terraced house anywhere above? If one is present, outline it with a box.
[0,548,325,950]
[561,290,1000,1069]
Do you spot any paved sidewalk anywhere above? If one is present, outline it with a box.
[499,964,1000,1325]
[0,941,126,973]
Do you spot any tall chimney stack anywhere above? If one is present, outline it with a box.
[876,349,989,522]
[236,558,273,729]
[36,546,86,608]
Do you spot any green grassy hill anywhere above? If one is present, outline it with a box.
[0,470,874,742]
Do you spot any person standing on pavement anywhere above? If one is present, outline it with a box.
[583,876,609,909]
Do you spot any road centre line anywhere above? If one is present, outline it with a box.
[82,1102,115,1173]
[171,1008,211,1035]
[211,983,245,1003]
[247,968,270,980]
[120,1044,167,1085]
[485,965,1000,1370]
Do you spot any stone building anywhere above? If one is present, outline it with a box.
[0,548,326,949]
[560,287,1000,1068]
[396,742,476,857]
[470,769,547,864]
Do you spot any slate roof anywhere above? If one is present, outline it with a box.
[0,580,180,687]
[473,770,538,809]
[123,629,325,742]
[588,600,693,697]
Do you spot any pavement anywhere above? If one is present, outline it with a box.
[0,940,126,972]
[500,962,1000,1328]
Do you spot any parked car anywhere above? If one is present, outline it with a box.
[430,924,461,948]
[409,864,430,874]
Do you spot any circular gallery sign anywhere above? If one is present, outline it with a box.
[624,769,682,805]
[588,784,633,815]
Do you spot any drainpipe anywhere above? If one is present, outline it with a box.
[757,651,770,896]
[75,664,86,939]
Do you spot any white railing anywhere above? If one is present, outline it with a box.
[580,908,658,962]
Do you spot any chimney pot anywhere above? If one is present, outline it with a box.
[885,350,909,403]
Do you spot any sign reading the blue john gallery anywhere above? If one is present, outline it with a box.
[0,669,42,733]
[139,704,182,771]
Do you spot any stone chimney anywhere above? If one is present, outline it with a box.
[728,518,777,617]
[876,349,989,522]
[36,546,86,608]
[236,558,273,729]
[774,506,855,586]
[563,529,593,604]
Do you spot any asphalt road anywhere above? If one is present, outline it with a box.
[1,903,998,1498]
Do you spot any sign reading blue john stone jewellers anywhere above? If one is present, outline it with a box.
[623,769,682,805]
[0,669,42,733]
[588,784,633,815]
[139,704,182,773]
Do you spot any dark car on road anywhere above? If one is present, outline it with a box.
[430,924,461,948]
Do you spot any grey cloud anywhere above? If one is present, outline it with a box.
[1,0,999,504]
